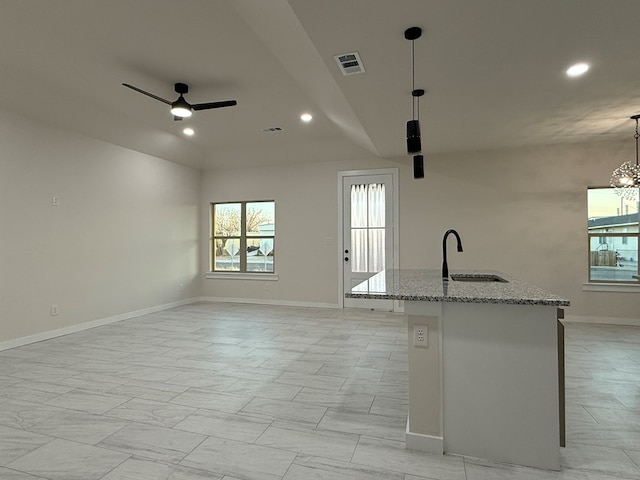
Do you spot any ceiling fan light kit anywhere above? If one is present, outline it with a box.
[405,26,425,179]
[122,82,237,121]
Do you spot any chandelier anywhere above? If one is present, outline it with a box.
[611,114,640,199]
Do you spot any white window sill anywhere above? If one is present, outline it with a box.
[206,272,279,281]
[582,282,640,293]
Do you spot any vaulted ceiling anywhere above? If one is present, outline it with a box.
[1,0,639,170]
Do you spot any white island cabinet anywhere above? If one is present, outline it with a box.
[347,269,570,471]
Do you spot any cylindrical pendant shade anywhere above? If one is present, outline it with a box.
[407,120,421,154]
[413,154,424,179]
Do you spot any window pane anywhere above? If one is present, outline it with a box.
[351,228,367,272]
[351,185,368,228]
[214,238,240,271]
[368,183,385,228]
[587,187,639,282]
[368,228,385,272]
[247,201,275,237]
[247,238,274,272]
[214,203,241,237]
[588,188,639,232]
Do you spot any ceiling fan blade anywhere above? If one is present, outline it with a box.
[122,83,172,105]
[192,100,237,111]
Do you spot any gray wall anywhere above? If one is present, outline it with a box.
[2,106,637,346]
[201,139,638,321]
[0,111,200,344]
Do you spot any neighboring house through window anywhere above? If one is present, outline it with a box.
[211,201,275,273]
[587,187,639,282]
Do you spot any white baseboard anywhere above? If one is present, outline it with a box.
[198,296,340,309]
[0,298,200,352]
[564,314,640,327]
[405,418,443,454]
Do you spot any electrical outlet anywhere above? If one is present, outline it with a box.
[264,282,271,291]
[413,324,428,347]
[50,305,59,316]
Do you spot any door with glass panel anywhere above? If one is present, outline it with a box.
[342,173,395,310]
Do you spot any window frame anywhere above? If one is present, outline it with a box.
[210,200,275,275]
[586,187,639,285]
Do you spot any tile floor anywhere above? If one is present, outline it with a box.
[0,303,639,479]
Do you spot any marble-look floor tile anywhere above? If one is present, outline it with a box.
[293,387,374,413]
[566,423,640,450]
[6,438,129,480]
[351,436,466,480]
[560,442,640,478]
[165,371,238,390]
[170,388,250,413]
[224,378,302,401]
[10,365,80,383]
[114,366,184,382]
[584,405,640,429]
[340,379,408,401]
[109,379,188,403]
[317,409,406,442]
[59,372,131,392]
[105,398,196,428]
[174,408,271,442]
[45,389,131,414]
[0,424,52,465]
[29,410,129,444]
[0,467,48,479]
[180,436,296,480]
[256,423,359,462]
[241,396,327,425]
[0,398,64,429]
[565,404,598,425]
[285,454,405,480]
[101,457,223,480]
[0,384,66,404]
[369,395,408,417]
[1,304,639,480]
[275,370,346,391]
[98,422,205,463]
[317,364,384,382]
[258,358,323,374]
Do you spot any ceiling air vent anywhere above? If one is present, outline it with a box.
[262,126,283,133]
[334,52,365,76]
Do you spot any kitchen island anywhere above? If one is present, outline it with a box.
[347,269,570,470]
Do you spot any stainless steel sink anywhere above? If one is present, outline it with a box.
[450,273,508,283]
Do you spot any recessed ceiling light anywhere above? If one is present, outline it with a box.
[300,113,313,123]
[566,62,590,77]
[182,127,195,136]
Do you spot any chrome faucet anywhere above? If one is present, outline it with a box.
[442,229,463,280]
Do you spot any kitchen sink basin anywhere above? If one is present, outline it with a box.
[450,273,508,283]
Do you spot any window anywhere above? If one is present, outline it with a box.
[211,201,275,273]
[587,187,639,283]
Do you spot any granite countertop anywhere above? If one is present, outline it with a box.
[346,269,570,306]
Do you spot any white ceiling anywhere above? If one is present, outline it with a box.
[1,0,639,170]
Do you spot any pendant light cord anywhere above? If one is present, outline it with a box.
[411,39,416,120]
[635,117,639,167]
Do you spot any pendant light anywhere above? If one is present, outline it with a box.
[405,26,425,179]
[611,114,640,199]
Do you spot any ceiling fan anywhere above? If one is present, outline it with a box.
[122,82,237,120]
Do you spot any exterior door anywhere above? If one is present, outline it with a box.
[340,170,397,310]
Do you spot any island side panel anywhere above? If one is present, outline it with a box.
[405,301,443,452]
[442,302,560,470]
